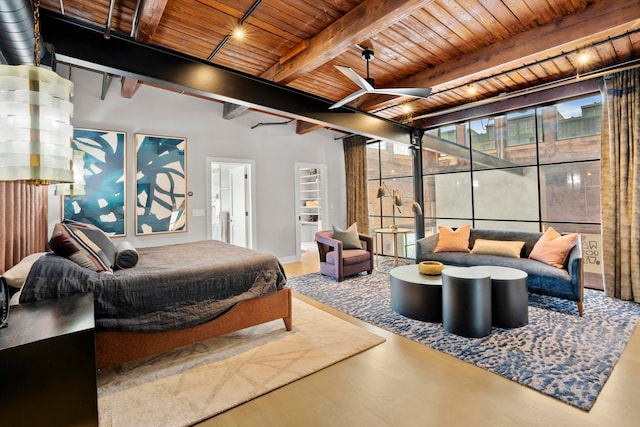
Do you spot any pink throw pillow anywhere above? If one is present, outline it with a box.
[529,227,579,268]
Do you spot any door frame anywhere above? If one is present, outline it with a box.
[294,162,328,261]
[206,157,256,249]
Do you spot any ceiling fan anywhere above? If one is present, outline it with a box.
[329,48,432,109]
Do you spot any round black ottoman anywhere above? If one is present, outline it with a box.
[470,266,528,328]
[441,267,492,338]
[390,265,443,322]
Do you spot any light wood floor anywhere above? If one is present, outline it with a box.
[200,252,640,427]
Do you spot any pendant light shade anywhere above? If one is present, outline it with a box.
[0,64,74,184]
[55,149,86,196]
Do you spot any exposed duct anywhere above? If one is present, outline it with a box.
[0,0,46,65]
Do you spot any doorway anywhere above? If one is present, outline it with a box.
[295,162,328,261]
[207,158,255,249]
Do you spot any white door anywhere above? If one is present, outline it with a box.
[229,165,247,247]
[206,158,255,249]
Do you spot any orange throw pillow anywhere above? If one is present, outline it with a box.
[434,225,471,253]
[529,227,579,268]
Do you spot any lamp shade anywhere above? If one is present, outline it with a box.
[0,65,74,184]
[392,190,403,207]
[55,150,86,196]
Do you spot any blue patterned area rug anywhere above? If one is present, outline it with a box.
[288,270,640,411]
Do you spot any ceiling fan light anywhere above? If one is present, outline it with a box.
[361,48,374,61]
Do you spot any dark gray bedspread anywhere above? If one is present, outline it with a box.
[20,240,287,332]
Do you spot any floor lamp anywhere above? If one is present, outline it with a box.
[377,182,423,230]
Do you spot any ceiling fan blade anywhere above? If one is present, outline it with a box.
[334,65,375,91]
[328,89,370,109]
[371,87,432,99]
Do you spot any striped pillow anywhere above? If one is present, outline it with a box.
[49,221,116,273]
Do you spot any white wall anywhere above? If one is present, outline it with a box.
[49,67,347,260]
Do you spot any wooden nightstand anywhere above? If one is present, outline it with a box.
[0,293,98,426]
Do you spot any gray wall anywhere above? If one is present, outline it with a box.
[49,67,347,261]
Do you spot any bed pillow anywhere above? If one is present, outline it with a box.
[470,239,525,258]
[49,220,116,273]
[434,225,471,253]
[2,252,47,289]
[332,223,361,249]
[115,241,140,269]
[529,227,579,268]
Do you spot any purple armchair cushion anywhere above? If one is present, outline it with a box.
[326,249,371,266]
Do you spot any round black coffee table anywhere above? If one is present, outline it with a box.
[390,264,443,322]
[441,267,492,338]
[469,265,528,328]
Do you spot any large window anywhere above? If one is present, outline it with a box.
[367,94,603,288]
[420,94,603,288]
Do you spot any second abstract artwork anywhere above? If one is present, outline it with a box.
[135,133,187,235]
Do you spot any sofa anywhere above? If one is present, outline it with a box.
[416,228,583,316]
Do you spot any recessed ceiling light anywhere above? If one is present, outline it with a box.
[578,51,590,64]
[232,26,245,39]
[467,84,478,96]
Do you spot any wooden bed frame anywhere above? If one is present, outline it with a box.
[95,287,292,369]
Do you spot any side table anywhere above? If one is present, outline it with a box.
[374,227,410,269]
[469,265,529,328]
[442,267,492,338]
[0,293,98,426]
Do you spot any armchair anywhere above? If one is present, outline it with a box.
[315,230,374,281]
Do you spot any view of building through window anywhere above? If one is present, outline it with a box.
[368,94,603,289]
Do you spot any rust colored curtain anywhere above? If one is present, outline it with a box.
[343,135,369,234]
[0,182,49,274]
[600,68,640,302]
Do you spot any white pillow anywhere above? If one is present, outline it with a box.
[3,252,47,289]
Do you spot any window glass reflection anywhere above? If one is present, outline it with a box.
[540,162,601,223]
[473,167,539,221]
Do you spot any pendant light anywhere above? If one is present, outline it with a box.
[0,0,74,185]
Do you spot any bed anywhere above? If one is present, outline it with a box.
[13,239,291,369]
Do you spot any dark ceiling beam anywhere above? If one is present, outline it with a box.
[39,10,412,145]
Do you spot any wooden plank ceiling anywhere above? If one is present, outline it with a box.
[40,0,640,127]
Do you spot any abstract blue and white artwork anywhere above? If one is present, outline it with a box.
[135,133,187,235]
[63,128,126,236]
